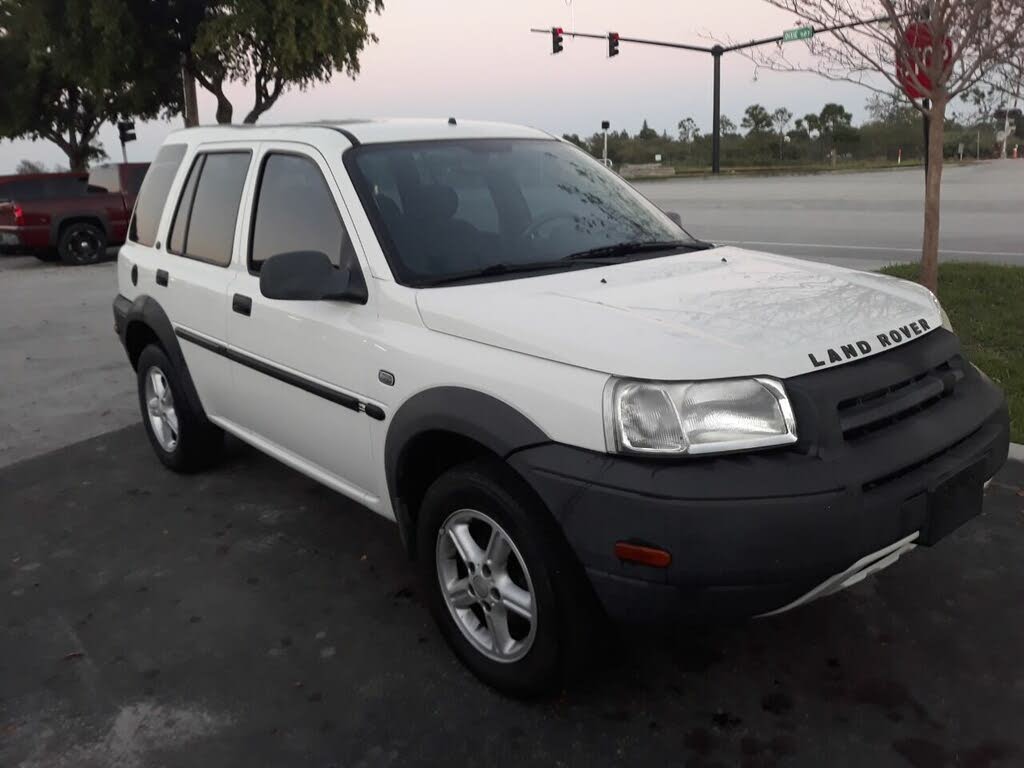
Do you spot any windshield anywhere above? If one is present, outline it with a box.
[346,138,700,286]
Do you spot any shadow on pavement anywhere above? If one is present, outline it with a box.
[2,427,1022,768]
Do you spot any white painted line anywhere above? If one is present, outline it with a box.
[716,239,1024,259]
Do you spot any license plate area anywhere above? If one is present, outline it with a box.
[0,232,19,246]
[918,459,986,545]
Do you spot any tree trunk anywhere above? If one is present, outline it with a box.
[920,96,946,295]
[214,96,233,124]
[66,145,91,173]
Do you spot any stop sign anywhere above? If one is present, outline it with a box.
[897,22,953,99]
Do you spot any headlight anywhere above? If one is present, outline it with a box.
[604,377,798,456]
[940,306,953,332]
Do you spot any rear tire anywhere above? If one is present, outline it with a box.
[417,458,600,697]
[58,222,107,265]
[136,345,223,473]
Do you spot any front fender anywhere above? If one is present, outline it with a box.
[384,387,550,551]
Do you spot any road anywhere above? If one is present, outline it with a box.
[638,161,1024,272]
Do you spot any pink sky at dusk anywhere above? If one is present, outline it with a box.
[1,0,885,172]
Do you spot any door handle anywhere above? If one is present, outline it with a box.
[155,269,168,287]
[232,293,252,316]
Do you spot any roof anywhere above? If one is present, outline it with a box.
[167,118,553,146]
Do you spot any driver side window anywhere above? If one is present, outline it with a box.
[249,152,359,274]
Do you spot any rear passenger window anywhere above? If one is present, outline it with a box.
[249,153,357,273]
[130,144,187,246]
[168,152,251,267]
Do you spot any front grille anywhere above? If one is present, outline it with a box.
[838,360,963,441]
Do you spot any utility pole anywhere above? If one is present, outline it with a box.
[601,120,610,165]
[712,46,723,175]
[181,55,199,128]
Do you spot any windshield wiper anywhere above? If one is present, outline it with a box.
[561,239,712,262]
[418,260,578,287]
[416,240,715,287]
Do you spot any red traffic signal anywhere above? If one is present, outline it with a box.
[608,32,620,57]
[552,27,564,54]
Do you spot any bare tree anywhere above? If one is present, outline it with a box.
[16,159,47,174]
[746,0,1024,294]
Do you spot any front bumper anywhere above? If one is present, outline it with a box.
[509,330,1010,623]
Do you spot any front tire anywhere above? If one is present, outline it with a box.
[136,345,223,472]
[417,458,598,696]
[58,222,107,265]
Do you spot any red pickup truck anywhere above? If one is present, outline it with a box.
[0,163,148,265]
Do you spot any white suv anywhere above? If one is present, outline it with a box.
[114,119,1009,695]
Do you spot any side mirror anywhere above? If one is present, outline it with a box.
[665,211,684,228]
[259,251,367,304]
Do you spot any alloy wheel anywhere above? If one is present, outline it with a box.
[436,508,537,663]
[144,366,179,452]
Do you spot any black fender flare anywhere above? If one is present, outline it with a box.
[51,211,111,245]
[121,294,208,420]
[384,387,550,551]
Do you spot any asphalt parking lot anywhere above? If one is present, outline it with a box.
[2,162,1024,767]
[2,429,1023,767]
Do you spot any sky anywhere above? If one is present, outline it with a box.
[0,0,883,173]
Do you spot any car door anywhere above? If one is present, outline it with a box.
[223,143,378,502]
[145,147,254,418]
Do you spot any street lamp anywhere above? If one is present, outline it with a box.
[601,120,610,166]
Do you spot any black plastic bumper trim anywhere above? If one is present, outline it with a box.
[175,327,384,421]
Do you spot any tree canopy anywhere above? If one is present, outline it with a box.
[108,0,384,124]
[741,104,774,135]
[0,0,175,170]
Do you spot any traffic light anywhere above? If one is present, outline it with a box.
[118,120,137,144]
[552,26,564,54]
[608,32,620,57]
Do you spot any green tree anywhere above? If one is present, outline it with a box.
[866,91,918,126]
[719,115,737,136]
[110,0,383,125]
[741,104,773,135]
[638,119,659,140]
[0,0,175,170]
[677,117,700,142]
[772,107,793,159]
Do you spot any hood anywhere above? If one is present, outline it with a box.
[415,247,942,380]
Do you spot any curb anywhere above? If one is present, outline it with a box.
[1010,443,1024,463]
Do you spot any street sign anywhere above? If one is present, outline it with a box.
[782,26,813,43]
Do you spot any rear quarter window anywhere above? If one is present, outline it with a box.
[129,145,187,247]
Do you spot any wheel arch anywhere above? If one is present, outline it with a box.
[52,213,109,244]
[122,294,208,420]
[384,387,550,558]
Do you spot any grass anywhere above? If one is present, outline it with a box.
[880,262,1024,443]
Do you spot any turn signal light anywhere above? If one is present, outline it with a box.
[615,541,671,568]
